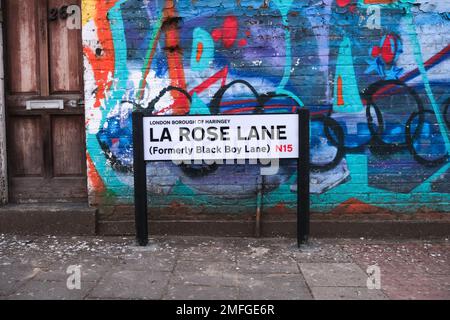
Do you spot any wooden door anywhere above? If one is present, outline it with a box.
[3,0,87,203]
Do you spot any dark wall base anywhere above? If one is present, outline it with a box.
[0,204,448,239]
[98,219,450,239]
[0,204,97,236]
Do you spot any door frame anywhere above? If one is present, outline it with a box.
[0,1,8,205]
[1,0,87,204]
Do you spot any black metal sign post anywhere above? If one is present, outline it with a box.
[132,111,310,247]
[132,111,149,247]
[297,109,310,247]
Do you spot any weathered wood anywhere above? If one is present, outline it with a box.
[49,0,82,94]
[4,0,39,94]
[52,115,85,176]
[0,2,8,204]
[8,116,43,176]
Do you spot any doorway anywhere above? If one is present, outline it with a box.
[3,0,87,203]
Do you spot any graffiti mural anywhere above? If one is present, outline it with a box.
[82,0,450,214]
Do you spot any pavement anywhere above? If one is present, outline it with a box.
[0,234,449,300]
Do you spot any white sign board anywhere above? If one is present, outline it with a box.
[143,114,299,161]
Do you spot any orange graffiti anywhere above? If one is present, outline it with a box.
[87,153,106,193]
[331,198,382,215]
[196,42,204,63]
[83,0,117,108]
[163,0,189,115]
[337,76,345,106]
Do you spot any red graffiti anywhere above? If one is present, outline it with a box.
[381,35,397,64]
[211,28,222,42]
[336,0,357,13]
[238,38,248,47]
[371,34,400,65]
[212,16,239,49]
[336,0,351,7]
[137,21,163,100]
[189,66,229,96]
[371,46,381,58]
[154,67,229,116]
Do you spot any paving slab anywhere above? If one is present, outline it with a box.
[236,258,300,274]
[172,260,240,287]
[299,263,369,287]
[33,260,110,283]
[177,246,236,263]
[293,242,353,263]
[379,273,450,300]
[237,273,313,300]
[175,260,238,273]
[88,270,171,300]
[0,265,39,296]
[165,284,239,300]
[0,278,22,297]
[171,270,240,288]
[310,287,388,300]
[7,280,95,300]
[115,253,177,273]
[235,246,299,274]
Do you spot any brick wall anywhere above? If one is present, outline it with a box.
[82,0,450,223]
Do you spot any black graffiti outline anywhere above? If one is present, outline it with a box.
[209,80,262,115]
[443,97,450,130]
[314,114,346,172]
[405,110,449,167]
[207,80,346,171]
[127,83,354,173]
[100,77,447,179]
[142,86,222,177]
[363,79,449,166]
[363,79,425,153]
[146,85,192,112]
[97,140,133,174]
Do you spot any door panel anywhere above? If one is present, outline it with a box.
[52,115,85,176]
[4,0,87,203]
[4,0,39,94]
[8,116,44,176]
[49,0,82,93]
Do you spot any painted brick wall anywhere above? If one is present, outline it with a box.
[82,0,450,222]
